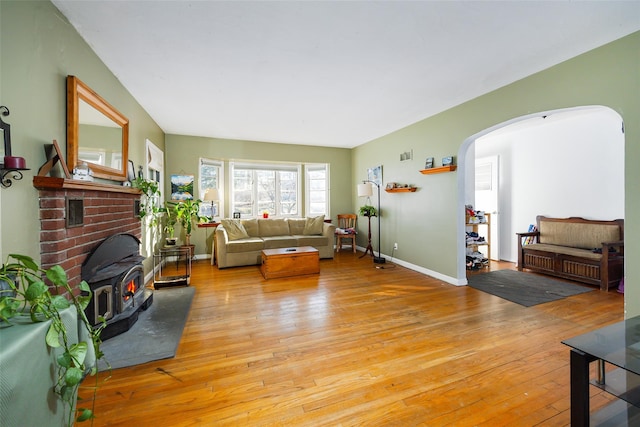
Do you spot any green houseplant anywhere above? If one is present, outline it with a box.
[132,177,162,227]
[0,254,105,426]
[163,204,178,245]
[171,199,206,246]
[359,205,377,217]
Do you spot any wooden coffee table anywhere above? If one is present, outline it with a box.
[260,246,320,279]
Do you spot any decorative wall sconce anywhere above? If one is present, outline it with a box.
[0,106,29,188]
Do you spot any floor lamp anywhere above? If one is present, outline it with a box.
[357,181,385,264]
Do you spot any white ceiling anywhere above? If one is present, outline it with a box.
[51,1,640,149]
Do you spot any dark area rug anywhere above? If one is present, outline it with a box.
[467,270,594,307]
[98,286,195,371]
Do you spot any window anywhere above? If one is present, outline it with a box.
[145,139,163,207]
[199,158,224,218]
[230,162,301,217]
[306,164,330,217]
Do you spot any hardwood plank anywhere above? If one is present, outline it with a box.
[81,252,624,426]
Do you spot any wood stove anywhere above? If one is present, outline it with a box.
[82,233,152,340]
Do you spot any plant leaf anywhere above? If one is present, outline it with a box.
[51,295,70,310]
[79,281,91,293]
[57,352,72,368]
[46,323,62,348]
[46,265,68,288]
[25,281,48,302]
[65,367,83,387]
[69,342,88,366]
[76,408,94,422]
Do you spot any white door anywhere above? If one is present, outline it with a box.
[475,156,499,260]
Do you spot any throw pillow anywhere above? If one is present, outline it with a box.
[303,215,325,235]
[221,219,250,241]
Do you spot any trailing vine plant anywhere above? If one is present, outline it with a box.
[0,254,106,425]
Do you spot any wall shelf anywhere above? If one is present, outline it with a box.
[419,165,457,175]
[1,167,29,188]
[385,187,417,193]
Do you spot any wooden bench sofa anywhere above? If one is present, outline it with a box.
[516,216,624,291]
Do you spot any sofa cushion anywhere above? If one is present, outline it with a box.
[263,236,298,249]
[258,219,290,237]
[242,219,259,237]
[539,221,620,249]
[295,235,329,247]
[303,215,325,235]
[221,219,250,241]
[287,218,306,235]
[225,237,265,253]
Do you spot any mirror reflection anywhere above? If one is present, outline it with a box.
[67,75,129,181]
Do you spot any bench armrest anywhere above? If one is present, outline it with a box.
[602,240,624,257]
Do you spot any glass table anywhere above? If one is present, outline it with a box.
[562,316,640,426]
[153,245,192,288]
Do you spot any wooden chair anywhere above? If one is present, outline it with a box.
[335,214,357,253]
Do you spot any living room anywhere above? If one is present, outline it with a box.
[1,1,639,424]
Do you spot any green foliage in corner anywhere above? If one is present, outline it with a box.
[0,254,106,426]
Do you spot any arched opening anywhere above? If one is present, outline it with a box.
[456,105,625,284]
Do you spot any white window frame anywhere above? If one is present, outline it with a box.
[145,138,164,205]
[230,161,301,218]
[305,163,330,217]
[199,158,225,219]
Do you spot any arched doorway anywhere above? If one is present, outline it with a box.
[456,105,624,283]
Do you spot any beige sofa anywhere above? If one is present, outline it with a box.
[213,217,335,268]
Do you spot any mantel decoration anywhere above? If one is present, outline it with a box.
[0,254,106,425]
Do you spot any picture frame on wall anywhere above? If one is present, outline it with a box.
[127,160,136,182]
[367,165,382,187]
[424,157,434,169]
[170,174,194,201]
[442,156,454,166]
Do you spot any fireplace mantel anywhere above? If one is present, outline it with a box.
[33,176,141,194]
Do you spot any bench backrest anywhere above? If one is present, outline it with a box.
[537,216,623,249]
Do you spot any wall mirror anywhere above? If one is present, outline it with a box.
[67,75,129,181]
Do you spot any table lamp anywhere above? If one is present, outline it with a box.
[203,188,219,221]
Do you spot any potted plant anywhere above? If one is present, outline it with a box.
[172,198,206,246]
[132,177,162,227]
[0,254,105,425]
[359,205,377,217]
[163,204,178,246]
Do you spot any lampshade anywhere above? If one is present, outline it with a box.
[357,182,373,197]
[203,188,219,202]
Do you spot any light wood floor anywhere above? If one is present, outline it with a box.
[83,252,624,426]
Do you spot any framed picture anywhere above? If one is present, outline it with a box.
[170,174,194,201]
[127,160,136,182]
[367,165,382,187]
[425,157,434,169]
[442,156,454,166]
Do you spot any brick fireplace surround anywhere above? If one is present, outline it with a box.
[34,177,142,297]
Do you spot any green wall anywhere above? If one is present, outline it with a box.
[353,31,640,317]
[165,134,352,256]
[0,1,164,261]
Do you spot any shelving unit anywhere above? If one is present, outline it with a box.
[385,187,417,193]
[419,165,457,175]
[466,213,491,259]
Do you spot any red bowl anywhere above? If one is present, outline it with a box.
[4,156,26,169]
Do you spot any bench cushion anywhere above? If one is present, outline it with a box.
[539,221,620,249]
[524,243,602,261]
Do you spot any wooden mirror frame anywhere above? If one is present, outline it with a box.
[67,75,129,181]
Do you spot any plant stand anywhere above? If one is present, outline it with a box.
[359,214,375,259]
[153,246,191,288]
